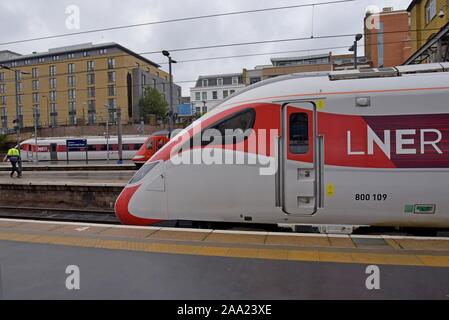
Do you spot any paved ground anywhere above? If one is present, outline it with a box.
[0,170,133,184]
[0,240,448,300]
[0,219,448,299]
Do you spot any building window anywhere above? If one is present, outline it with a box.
[202,92,207,100]
[108,58,115,69]
[32,80,39,91]
[52,55,59,61]
[108,85,116,96]
[88,87,95,98]
[108,99,117,122]
[249,77,261,84]
[68,63,75,74]
[68,75,76,87]
[68,89,76,100]
[67,53,75,59]
[108,71,116,83]
[31,68,39,78]
[0,96,6,105]
[32,93,39,104]
[141,74,147,86]
[202,106,208,113]
[49,65,56,76]
[232,77,239,85]
[88,100,96,111]
[202,79,208,87]
[195,92,201,101]
[230,90,235,95]
[24,60,30,65]
[83,51,89,57]
[152,79,157,88]
[196,107,201,114]
[87,61,94,71]
[99,48,107,55]
[426,0,437,24]
[108,98,117,108]
[0,84,5,94]
[33,105,41,126]
[69,102,77,125]
[17,82,23,93]
[11,61,18,67]
[87,73,95,85]
[212,91,218,100]
[17,94,23,105]
[50,78,57,89]
[88,100,96,125]
[0,72,4,82]
[50,103,58,127]
[38,57,45,63]
[50,91,56,101]
[162,83,166,92]
[217,78,223,86]
[16,71,22,81]
[0,106,7,129]
[223,90,229,99]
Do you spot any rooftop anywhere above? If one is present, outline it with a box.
[0,42,161,68]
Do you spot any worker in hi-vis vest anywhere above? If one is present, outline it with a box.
[3,145,22,178]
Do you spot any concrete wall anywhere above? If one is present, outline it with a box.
[0,184,122,211]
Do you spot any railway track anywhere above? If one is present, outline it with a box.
[0,206,119,224]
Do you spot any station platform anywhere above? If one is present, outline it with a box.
[0,218,448,299]
[0,170,131,185]
[0,161,136,171]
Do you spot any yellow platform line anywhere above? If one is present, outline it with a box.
[1,231,449,267]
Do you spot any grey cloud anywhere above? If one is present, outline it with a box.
[0,0,412,95]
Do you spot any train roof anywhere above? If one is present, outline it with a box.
[21,135,146,144]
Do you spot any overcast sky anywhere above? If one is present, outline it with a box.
[0,0,412,96]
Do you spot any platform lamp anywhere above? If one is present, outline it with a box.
[349,34,363,69]
[162,50,177,135]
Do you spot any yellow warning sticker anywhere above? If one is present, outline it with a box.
[316,100,326,110]
[326,184,335,197]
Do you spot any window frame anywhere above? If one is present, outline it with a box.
[182,108,256,150]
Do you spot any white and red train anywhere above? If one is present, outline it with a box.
[20,136,146,161]
[115,63,449,231]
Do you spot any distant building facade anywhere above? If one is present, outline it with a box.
[405,0,449,64]
[243,53,371,85]
[190,73,245,113]
[364,7,412,68]
[0,42,180,134]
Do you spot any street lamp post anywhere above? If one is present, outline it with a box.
[33,105,38,163]
[116,107,123,164]
[162,50,177,135]
[103,105,111,163]
[349,34,363,70]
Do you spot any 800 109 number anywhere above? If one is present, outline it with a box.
[355,194,387,201]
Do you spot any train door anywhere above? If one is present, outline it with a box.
[282,103,322,215]
[50,143,58,161]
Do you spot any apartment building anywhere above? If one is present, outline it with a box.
[0,42,180,133]
[364,7,412,68]
[190,73,245,113]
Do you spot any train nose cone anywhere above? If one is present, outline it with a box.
[115,185,160,226]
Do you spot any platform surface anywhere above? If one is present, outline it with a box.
[0,218,448,299]
[0,170,132,185]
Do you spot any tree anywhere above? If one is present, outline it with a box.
[0,134,8,152]
[139,87,168,123]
